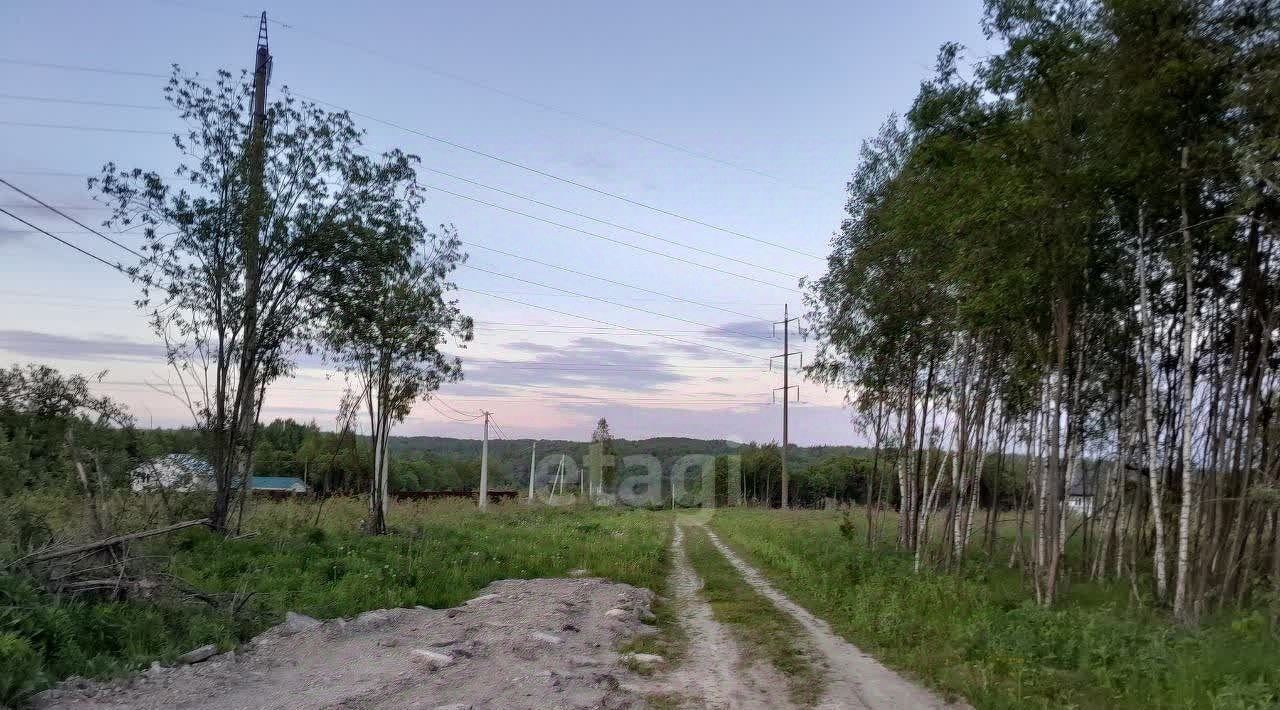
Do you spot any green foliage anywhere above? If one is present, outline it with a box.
[0,632,41,706]
[0,570,256,708]
[0,364,138,495]
[710,509,1280,709]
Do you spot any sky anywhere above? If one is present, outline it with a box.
[0,0,995,445]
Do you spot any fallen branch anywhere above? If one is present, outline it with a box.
[23,518,210,564]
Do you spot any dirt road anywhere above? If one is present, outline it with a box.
[698,523,967,709]
[629,524,792,708]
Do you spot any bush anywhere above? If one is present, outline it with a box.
[0,632,42,707]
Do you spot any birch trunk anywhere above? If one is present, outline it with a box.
[1138,208,1169,600]
[1174,147,1197,622]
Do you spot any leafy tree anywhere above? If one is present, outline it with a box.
[806,0,1279,612]
[0,364,134,535]
[92,68,432,531]
[324,214,472,533]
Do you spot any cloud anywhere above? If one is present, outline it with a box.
[0,329,164,362]
[703,320,777,349]
[464,336,690,392]
[505,341,559,354]
[446,381,518,398]
[0,227,27,246]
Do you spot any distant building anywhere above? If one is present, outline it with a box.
[130,453,216,493]
[131,455,308,495]
[1066,468,1096,515]
[250,476,309,494]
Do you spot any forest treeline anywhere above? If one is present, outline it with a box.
[2,371,942,509]
[807,0,1279,620]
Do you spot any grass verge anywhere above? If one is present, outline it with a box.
[682,523,824,707]
[708,508,1280,709]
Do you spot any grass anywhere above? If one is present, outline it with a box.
[0,496,672,707]
[681,522,823,707]
[707,508,1280,709]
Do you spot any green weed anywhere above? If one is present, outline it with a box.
[708,508,1280,709]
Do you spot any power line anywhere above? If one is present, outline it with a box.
[7,166,801,286]
[461,263,772,342]
[432,396,483,419]
[3,54,819,259]
[0,120,171,136]
[0,58,168,79]
[0,203,109,211]
[424,168,803,279]
[252,15,819,192]
[464,241,767,322]
[426,399,482,423]
[488,418,511,441]
[101,382,772,401]
[0,93,167,111]
[4,170,101,178]
[298,93,823,260]
[442,395,774,405]
[473,361,763,371]
[0,178,144,258]
[475,326,770,339]
[480,319,774,329]
[459,286,765,362]
[0,207,126,273]
[96,380,777,406]
[147,0,818,189]
[420,181,794,290]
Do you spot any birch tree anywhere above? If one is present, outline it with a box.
[805,0,1279,615]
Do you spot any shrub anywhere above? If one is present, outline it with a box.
[0,632,42,706]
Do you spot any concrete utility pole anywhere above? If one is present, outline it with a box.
[478,411,491,509]
[773,304,800,509]
[527,441,537,503]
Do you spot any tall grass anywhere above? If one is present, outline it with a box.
[0,496,672,707]
[708,508,1280,709]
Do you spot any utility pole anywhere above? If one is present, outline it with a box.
[773,304,800,509]
[478,411,491,509]
[226,12,273,532]
[528,441,537,503]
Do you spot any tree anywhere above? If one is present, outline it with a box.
[324,216,472,534]
[588,417,618,495]
[92,68,429,531]
[806,0,1279,613]
[0,364,134,536]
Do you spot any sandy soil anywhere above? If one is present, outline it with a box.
[698,523,969,710]
[32,578,662,710]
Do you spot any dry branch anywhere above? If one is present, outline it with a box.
[24,518,210,564]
